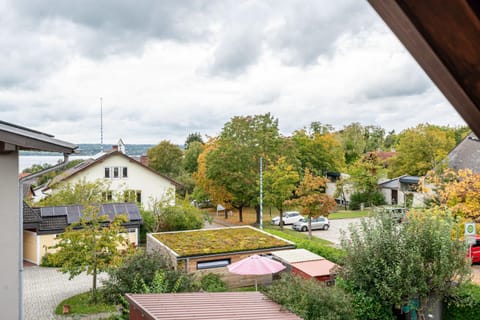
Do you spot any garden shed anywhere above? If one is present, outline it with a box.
[146,226,295,288]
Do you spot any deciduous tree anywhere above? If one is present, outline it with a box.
[284,169,336,239]
[147,140,183,178]
[263,157,299,229]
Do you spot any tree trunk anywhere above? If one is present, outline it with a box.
[255,205,260,225]
[279,209,284,230]
[239,206,243,222]
[308,216,312,240]
[92,264,97,303]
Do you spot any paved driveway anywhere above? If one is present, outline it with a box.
[310,218,363,245]
[23,266,107,320]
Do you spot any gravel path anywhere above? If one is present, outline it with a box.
[23,266,107,320]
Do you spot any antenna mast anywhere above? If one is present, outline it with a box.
[100,97,104,152]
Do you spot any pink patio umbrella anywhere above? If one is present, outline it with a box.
[227,254,286,290]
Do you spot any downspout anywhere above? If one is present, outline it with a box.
[18,153,70,320]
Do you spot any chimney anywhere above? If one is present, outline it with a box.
[140,155,149,167]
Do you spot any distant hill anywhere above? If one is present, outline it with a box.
[20,143,155,156]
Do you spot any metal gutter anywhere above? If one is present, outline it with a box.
[18,153,70,320]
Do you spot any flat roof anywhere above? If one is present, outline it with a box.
[126,292,302,320]
[291,259,338,277]
[0,120,77,153]
[271,249,324,264]
[151,226,294,257]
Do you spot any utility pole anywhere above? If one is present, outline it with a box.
[100,97,104,152]
[260,156,263,230]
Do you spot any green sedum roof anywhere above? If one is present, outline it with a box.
[153,227,293,257]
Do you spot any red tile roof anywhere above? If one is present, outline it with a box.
[126,292,302,320]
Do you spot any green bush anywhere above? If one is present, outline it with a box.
[349,191,385,210]
[102,251,193,304]
[40,252,64,267]
[265,273,355,320]
[196,273,228,292]
[445,283,480,320]
[159,205,204,231]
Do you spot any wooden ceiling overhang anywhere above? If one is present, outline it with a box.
[368,0,480,135]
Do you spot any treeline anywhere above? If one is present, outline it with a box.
[145,113,469,216]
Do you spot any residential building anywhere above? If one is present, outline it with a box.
[38,141,179,210]
[23,202,142,265]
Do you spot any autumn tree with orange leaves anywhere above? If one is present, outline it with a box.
[284,169,336,239]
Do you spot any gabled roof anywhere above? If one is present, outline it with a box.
[379,175,420,189]
[0,120,77,153]
[448,132,480,173]
[45,150,180,190]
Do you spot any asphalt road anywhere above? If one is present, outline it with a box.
[309,217,363,245]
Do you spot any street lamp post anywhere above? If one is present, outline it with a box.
[259,156,263,230]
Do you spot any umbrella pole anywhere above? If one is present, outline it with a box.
[255,278,258,291]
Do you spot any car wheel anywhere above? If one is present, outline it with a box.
[301,226,308,232]
[323,224,329,230]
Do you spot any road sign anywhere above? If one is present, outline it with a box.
[465,222,476,236]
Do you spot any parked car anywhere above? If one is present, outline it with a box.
[292,216,330,232]
[271,211,303,225]
[468,236,480,264]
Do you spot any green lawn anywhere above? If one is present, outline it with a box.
[329,210,370,220]
[55,291,117,316]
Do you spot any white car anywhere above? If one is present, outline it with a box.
[271,211,303,225]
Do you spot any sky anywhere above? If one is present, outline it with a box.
[0,0,467,145]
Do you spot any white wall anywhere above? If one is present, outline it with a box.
[0,152,20,319]
[64,154,175,210]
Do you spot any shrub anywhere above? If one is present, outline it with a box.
[265,273,355,320]
[349,191,385,210]
[445,283,480,320]
[159,205,204,231]
[196,273,228,292]
[40,252,64,267]
[102,251,193,304]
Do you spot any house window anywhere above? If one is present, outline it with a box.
[197,258,231,270]
[102,191,113,201]
[124,190,141,204]
[105,167,111,178]
[113,167,119,178]
[122,167,128,178]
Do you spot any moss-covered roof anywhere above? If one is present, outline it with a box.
[152,227,293,257]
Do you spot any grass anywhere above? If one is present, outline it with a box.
[329,210,371,220]
[153,226,293,256]
[55,291,117,315]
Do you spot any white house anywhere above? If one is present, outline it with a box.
[39,143,179,210]
[378,175,426,208]
[0,120,77,319]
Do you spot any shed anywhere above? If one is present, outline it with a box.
[147,226,295,288]
[126,292,302,320]
[291,259,339,283]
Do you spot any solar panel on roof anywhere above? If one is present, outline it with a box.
[66,205,83,224]
[40,207,55,217]
[124,203,142,221]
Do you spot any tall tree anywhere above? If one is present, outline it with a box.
[292,130,345,176]
[263,157,300,230]
[364,125,385,152]
[284,169,336,239]
[206,113,281,222]
[147,140,183,178]
[184,132,204,149]
[39,178,111,206]
[389,124,455,177]
[183,141,203,174]
[339,122,367,164]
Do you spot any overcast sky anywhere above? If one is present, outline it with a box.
[0,0,467,145]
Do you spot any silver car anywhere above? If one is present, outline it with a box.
[292,216,330,232]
